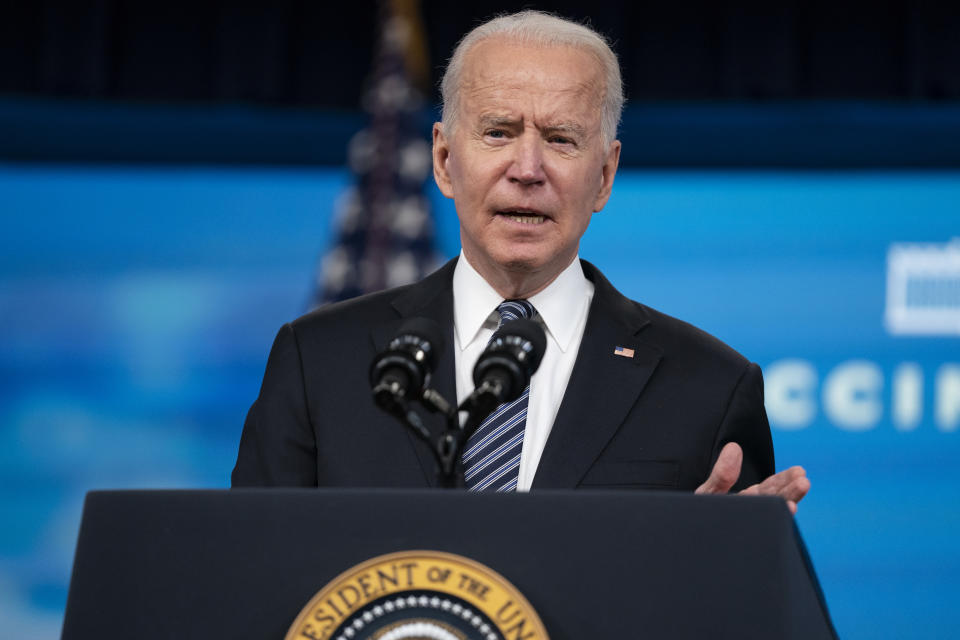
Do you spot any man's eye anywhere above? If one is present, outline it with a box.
[550,136,574,145]
[485,130,506,138]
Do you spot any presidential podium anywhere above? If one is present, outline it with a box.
[61,489,836,639]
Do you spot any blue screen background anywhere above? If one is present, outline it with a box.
[1,163,958,638]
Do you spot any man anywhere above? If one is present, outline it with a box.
[233,11,809,511]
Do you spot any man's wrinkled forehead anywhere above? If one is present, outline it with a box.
[456,39,606,118]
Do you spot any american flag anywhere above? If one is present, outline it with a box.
[614,346,635,358]
[313,0,441,306]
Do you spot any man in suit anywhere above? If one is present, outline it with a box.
[232,11,809,510]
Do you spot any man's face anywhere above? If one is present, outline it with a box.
[433,39,620,292]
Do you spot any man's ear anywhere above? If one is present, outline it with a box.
[592,139,621,212]
[432,122,455,198]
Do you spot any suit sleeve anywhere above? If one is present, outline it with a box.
[231,323,318,486]
[710,361,775,491]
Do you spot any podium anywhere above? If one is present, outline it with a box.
[62,489,836,639]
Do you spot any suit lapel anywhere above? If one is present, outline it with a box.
[370,258,458,487]
[532,262,662,489]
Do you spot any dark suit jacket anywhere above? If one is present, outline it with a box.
[232,258,774,490]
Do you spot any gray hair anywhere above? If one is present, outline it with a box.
[439,10,624,147]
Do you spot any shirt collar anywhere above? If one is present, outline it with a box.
[453,251,593,353]
[453,252,504,350]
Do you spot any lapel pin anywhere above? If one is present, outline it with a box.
[614,345,635,358]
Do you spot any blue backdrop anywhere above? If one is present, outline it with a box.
[1,163,958,638]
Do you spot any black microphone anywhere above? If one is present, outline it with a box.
[461,318,546,430]
[369,317,444,414]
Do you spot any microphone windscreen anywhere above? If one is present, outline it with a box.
[491,318,547,372]
[393,316,445,360]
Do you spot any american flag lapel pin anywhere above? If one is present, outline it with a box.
[614,345,635,358]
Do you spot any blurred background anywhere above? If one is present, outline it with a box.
[1,1,959,637]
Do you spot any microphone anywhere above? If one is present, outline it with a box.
[461,318,546,430]
[369,317,444,414]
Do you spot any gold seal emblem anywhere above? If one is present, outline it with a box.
[286,550,549,640]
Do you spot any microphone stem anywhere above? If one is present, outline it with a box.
[404,410,431,441]
[458,379,504,440]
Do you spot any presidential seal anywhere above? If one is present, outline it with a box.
[286,550,549,640]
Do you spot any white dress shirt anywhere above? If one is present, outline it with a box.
[452,251,595,491]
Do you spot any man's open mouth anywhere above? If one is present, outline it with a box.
[497,210,547,224]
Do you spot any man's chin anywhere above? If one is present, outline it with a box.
[507,258,558,275]
[492,249,575,281]
[492,250,549,274]
[462,239,573,290]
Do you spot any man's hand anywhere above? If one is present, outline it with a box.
[694,442,810,514]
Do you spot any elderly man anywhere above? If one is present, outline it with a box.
[232,11,809,511]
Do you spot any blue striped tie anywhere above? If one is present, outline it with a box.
[462,299,536,492]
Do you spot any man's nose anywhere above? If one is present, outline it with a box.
[505,134,546,185]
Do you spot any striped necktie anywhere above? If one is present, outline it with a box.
[462,299,536,492]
